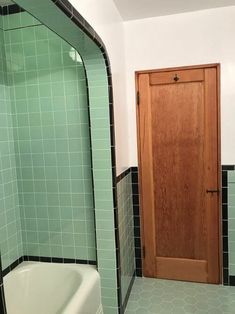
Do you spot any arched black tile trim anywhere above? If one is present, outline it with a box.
[0,4,25,15]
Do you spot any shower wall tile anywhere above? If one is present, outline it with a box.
[2,11,40,30]
[1,3,121,313]
[4,13,96,263]
[0,21,23,271]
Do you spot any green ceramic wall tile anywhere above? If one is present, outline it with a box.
[229,183,235,195]
[0,19,23,269]
[229,172,235,183]
[229,206,235,219]
[1,12,96,262]
[102,297,118,309]
[1,5,119,312]
[117,173,135,306]
[229,195,235,205]
[229,219,235,230]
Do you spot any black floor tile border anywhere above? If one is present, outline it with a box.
[222,165,235,286]
[2,256,96,277]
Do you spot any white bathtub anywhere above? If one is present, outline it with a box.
[3,262,103,314]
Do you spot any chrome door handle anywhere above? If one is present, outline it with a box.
[206,189,220,193]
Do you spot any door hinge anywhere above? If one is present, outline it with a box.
[142,246,146,259]
[137,91,140,105]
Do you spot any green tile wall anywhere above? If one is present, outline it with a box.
[11,1,122,311]
[1,12,96,262]
[117,173,135,306]
[228,171,235,275]
[1,2,121,312]
[0,16,23,270]
[86,56,119,313]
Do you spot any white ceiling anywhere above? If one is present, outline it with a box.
[114,0,235,20]
[0,0,14,5]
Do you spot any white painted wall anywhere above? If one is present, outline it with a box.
[68,0,129,175]
[124,6,235,166]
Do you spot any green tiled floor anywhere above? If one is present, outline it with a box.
[125,278,235,314]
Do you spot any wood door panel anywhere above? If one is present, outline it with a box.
[150,69,204,85]
[151,82,206,260]
[156,257,208,283]
[137,64,220,284]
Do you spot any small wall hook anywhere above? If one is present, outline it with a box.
[174,74,179,82]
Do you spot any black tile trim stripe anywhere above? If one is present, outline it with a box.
[122,272,135,312]
[116,168,131,183]
[116,169,136,312]
[2,256,96,277]
[0,257,2,285]
[131,167,142,277]
[0,284,7,314]
[222,165,235,286]
[131,165,235,283]
[54,0,106,52]
[0,257,7,314]
[116,167,142,279]
[229,276,235,286]
[222,165,235,171]
[0,4,25,15]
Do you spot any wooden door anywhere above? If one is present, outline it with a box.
[137,64,221,284]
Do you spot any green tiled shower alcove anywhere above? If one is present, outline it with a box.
[0,1,122,313]
[8,12,95,262]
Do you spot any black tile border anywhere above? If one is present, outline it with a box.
[116,168,137,310]
[116,168,131,183]
[129,165,235,283]
[122,272,135,312]
[229,275,235,286]
[0,4,25,15]
[0,284,7,314]
[2,255,96,278]
[131,167,142,277]
[116,167,143,279]
[0,257,7,314]
[222,165,235,286]
[222,165,235,171]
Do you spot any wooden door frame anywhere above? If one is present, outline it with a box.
[135,63,222,282]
